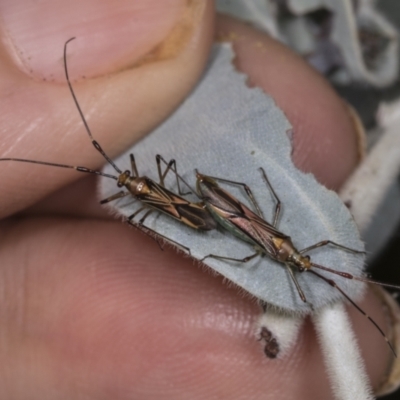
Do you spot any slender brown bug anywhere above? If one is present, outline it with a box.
[195,168,400,356]
[0,38,216,249]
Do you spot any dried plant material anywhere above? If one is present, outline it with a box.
[217,0,399,87]
[100,44,365,314]
[340,98,400,234]
[313,302,375,400]
[256,306,303,358]
[99,42,381,400]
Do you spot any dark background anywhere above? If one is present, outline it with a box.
[340,1,400,398]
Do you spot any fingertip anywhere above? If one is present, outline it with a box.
[350,289,398,392]
[1,0,189,81]
[0,1,215,217]
[216,14,364,190]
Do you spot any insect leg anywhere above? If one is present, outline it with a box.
[309,270,396,357]
[100,191,130,205]
[129,154,139,178]
[259,168,281,228]
[125,207,164,249]
[127,206,148,222]
[133,221,192,255]
[156,154,193,195]
[126,207,192,255]
[299,240,365,255]
[125,218,163,250]
[285,265,307,302]
[138,209,153,225]
[200,174,264,218]
[201,251,260,263]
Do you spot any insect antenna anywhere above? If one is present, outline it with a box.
[310,262,400,291]
[63,37,122,174]
[309,269,397,357]
[0,39,121,183]
[0,157,118,181]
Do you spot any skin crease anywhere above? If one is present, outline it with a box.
[0,4,393,400]
[0,0,214,218]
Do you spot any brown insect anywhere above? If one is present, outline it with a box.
[0,38,216,252]
[195,169,399,356]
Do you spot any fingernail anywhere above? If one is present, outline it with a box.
[0,0,186,81]
[342,102,367,163]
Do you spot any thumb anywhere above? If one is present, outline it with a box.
[0,0,214,218]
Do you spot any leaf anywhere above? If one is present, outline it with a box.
[99,44,365,314]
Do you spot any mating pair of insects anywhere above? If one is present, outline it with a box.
[1,38,398,356]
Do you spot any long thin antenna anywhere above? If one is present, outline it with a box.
[63,37,122,174]
[311,262,400,291]
[0,158,118,180]
[309,269,397,357]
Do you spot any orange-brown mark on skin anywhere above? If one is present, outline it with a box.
[346,104,367,162]
[0,1,215,218]
[135,0,207,68]
[215,14,362,191]
[0,1,209,82]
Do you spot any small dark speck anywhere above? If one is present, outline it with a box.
[344,200,352,209]
[258,326,279,359]
[251,150,255,155]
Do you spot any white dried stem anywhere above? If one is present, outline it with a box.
[312,303,374,400]
[340,101,400,234]
[256,308,303,358]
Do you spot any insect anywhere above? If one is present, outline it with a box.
[195,168,400,356]
[0,38,216,249]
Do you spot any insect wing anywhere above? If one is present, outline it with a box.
[176,203,217,230]
[233,205,288,259]
[198,175,287,258]
[140,179,216,230]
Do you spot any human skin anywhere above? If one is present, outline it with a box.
[0,1,392,399]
